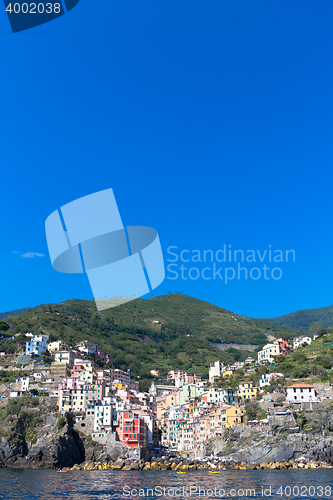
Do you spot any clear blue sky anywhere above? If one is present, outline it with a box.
[1,1,333,318]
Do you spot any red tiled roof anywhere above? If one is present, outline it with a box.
[287,384,314,388]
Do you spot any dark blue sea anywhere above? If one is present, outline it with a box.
[0,469,333,499]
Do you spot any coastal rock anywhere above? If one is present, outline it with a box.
[27,424,85,468]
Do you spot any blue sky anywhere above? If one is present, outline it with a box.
[1,0,333,318]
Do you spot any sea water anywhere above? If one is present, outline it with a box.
[0,468,332,499]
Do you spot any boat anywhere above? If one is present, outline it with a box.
[177,471,186,474]
[209,470,220,473]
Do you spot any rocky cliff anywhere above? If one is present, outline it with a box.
[0,417,127,469]
[191,405,333,464]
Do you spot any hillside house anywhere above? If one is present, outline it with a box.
[24,335,48,356]
[293,336,312,349]
[209,360,225,383]
[286,383,317,402]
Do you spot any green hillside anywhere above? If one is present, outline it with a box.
[269,327,333,383]
[267,304,333,333]
[1,294,296,390]
[0,305,40,321]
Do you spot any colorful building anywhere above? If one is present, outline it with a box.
[117,411,147,448]
[237,382,258,400]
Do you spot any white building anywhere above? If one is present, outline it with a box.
[55,350,75,368]
[76,340,98,356]
[48,340,66,352]
[229,362,245,371]
[94,401,113,432]
[260,372,284,389]
[15,375,34,392]
[25,335,48,356]
[10,391,23,398]
[202,387,238,404]
[293,336,312,349]
[77,370,96,384]
[286,383,317,402]
[257,343,280,364]
[209,360,225,383]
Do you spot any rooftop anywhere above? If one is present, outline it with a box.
[287,384,314,388]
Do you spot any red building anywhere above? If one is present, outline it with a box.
[117,411,147,448]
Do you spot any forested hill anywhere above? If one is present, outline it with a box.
[2,294,296,388]
[0,305,40,321]
[266,304,333,333]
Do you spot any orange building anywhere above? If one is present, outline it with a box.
[274,338,292,356]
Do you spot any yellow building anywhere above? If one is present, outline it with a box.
[156,393,178,425]
[165,392,177,407]
[222,369,234,378]
[224,405,245,427]
[237,382,259,400]
[210,405,245,432]
[112,381,126,390]
[156,401,168,425]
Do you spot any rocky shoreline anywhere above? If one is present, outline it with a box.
[2,420,333,471]
[69,457,333,471]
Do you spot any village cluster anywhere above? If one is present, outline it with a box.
[0,331,324,454]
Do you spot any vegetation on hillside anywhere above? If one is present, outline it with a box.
[0,369,28,384]
[270,327,333,382]
[1,294,297,391]
[267,304,333,333]
[0,396,47,449]
[214,327,333,398]
[0,307,40,321]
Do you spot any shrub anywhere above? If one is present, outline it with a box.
[294,365,310,378]
[296,412,307,429]
[57,417,66,430]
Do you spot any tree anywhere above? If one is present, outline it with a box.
[266,375,285,393]
[245,401,261,421]
[0,322,9,332]
[308,322,322,337]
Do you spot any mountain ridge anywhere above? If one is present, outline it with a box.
[265,303,333,333]
[1,293,297,390]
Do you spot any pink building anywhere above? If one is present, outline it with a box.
[96,351,113,364]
